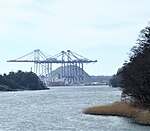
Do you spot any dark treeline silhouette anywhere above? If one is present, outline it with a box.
[0,70,48,91]
[109,68,122,87]
[110,23,150,108]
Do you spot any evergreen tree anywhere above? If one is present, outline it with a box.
[121,24,150,108]
[0,71,47,91]
[110,68,122,87]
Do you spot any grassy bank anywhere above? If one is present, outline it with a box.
[83,101,150,125]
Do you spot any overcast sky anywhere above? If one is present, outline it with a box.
[0,0,149,76]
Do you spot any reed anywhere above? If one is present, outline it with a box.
[83,101,150,125]
[135,110,150,125]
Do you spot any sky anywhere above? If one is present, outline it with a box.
[0,0,149,76]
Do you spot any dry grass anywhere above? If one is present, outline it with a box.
[135,110,150,125]
[83,101,150,125]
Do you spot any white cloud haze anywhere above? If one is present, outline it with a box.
[0,0,149,75]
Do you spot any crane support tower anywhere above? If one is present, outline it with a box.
[7,49,97,84]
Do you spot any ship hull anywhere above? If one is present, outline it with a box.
[47,82,65,86]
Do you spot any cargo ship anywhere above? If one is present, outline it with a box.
[46,78,65,86]
[46,81,65,86]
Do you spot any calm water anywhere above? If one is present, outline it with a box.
[0,86,150,131]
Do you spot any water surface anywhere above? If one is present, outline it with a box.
[0,86,149,131]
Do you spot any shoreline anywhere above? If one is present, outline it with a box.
[83,101,150,126]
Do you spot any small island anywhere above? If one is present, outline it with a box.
[84,24,150,125]
[0,70,48,91]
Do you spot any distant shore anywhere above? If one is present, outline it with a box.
[83,101,150,125]
[0,84,49,92]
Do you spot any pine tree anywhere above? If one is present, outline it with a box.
[121,24,150,108]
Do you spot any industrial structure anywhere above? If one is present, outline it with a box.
[7,49,97,85]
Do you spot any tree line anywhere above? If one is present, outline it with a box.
[110,23,150,108]
[0,70,48,91]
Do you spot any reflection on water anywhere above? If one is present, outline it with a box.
[0,86,149,131]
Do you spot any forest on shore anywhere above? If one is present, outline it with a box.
[84,23,150,125]
[110,23,150,108]
[0,70,48,91]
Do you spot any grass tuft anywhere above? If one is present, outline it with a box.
[135,110,150,125]
[83,101,150,125]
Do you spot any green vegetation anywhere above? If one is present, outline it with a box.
[109,69,122,87]
[120,24,150,108]
[110,24,150,108]
[85,23,150,125]
[0,70,48,91]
